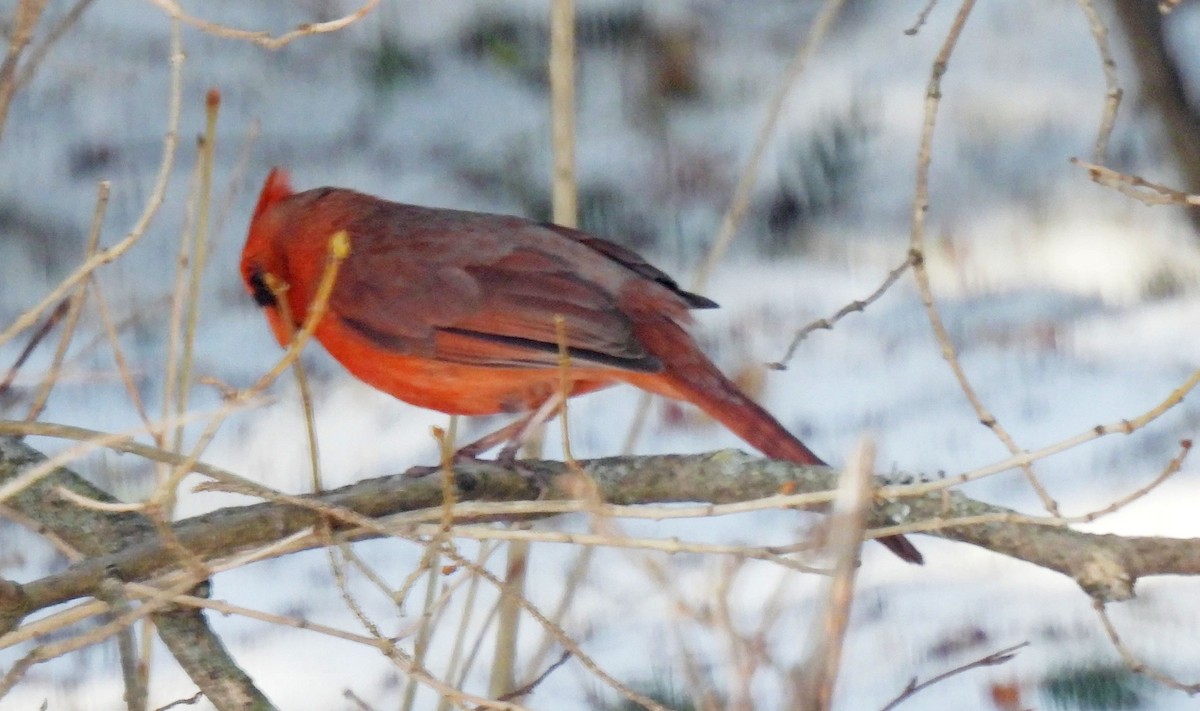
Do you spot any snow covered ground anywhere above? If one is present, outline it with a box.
[3,1,1200,709]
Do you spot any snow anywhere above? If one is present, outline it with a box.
[3,0,1200,709]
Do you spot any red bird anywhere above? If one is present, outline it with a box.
[241,169,922,564]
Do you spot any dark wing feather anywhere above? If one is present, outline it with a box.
[328,206,661,372]
[439,264,661,370]
[537,222,718,310]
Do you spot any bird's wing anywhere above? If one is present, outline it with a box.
[536,222,718,310]
[331,219,662,372]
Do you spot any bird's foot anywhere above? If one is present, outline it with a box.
[404,445,550,498]
[494,445,555,499]
[404,451,479,479]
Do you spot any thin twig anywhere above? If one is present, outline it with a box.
[879,642,1029,711]
[692,0,849,290]
[0,574,209,701]
[625,0,849,454]
[160,134,204,456]
[133,577,533,710]
[172,90,221,451]
[0,300,68,407]
[155,691,204,710]
[0,17,184,350]
[905,0,1061,516]
[1093,599,1200,694]
[886,365,1200,499]
[265,261,323,492]
[444,542,501,706]
[549,0,576,229]
[904,0,940,36]
[1072,158,1200,206]
[1073,0,1123,163]
[792,439,873,709]
[250,231,350,393]
[90,275,154,434]
[770,253,916,370]
[402,532,444,710]
[406,522,823,574]
[96,578,147,711]
[0,402,256,504]
[145,0,380,50]
[0,0,48,146]
[440,537,675,711]
[13,0,96,91]
[24,181,108,422]
[494,650,572,704]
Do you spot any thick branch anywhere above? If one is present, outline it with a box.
[2,436,1197,641]
[0,436,275,710]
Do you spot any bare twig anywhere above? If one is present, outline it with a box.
[906,0,1061,516]
[894,365,1200,497]
[402,531,445,710]
[405,523,823,574]
[771,253,917,370]
[549,0,576,229]
[1072,158,1200,206]
[792,439,873,709]
[96,578,147,710]
[904,0,940,36]
[494,650,572,704]
[1093,599,1200,694]
[519,545,593,683]
[0,17,184,350]
[249,231,350,393]
[90,275,154,432]
[0,18,184,353]
[0,574,212,701]
[160,137,204,454]
[0,0,48,146]
[879,642,1029,711]
[130,578,533,711]
[14,0,96,92]
[692,0,849,290]
[1073,0,1123,162]
[172,90,221,451]
[146,0,379,50]
[625,0,849,454]
[0,403,256,505]
[0,300,68,407]
[262,249,324,493]
[24,181,108,422]
[444,542,502,707]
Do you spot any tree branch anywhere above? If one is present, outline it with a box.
[0,435,275,709]
[2,433,1197,648]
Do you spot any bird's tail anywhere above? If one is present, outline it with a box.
[624,308,923,565]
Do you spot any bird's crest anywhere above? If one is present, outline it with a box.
[253,167,294,222]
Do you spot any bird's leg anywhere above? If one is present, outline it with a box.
[494,392,564,463]
[405,394,565,480]
[406,414,533,478]
[453,417,532,460]
[493,392,565,497]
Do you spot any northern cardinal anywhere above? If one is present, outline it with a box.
[241,169,923,564]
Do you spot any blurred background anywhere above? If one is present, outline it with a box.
[4,1,1200,709]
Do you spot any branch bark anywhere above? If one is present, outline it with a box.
[2,433,1197,642]
[0,436,276,710]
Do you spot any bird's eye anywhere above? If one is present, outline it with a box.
[248,269,277,307]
